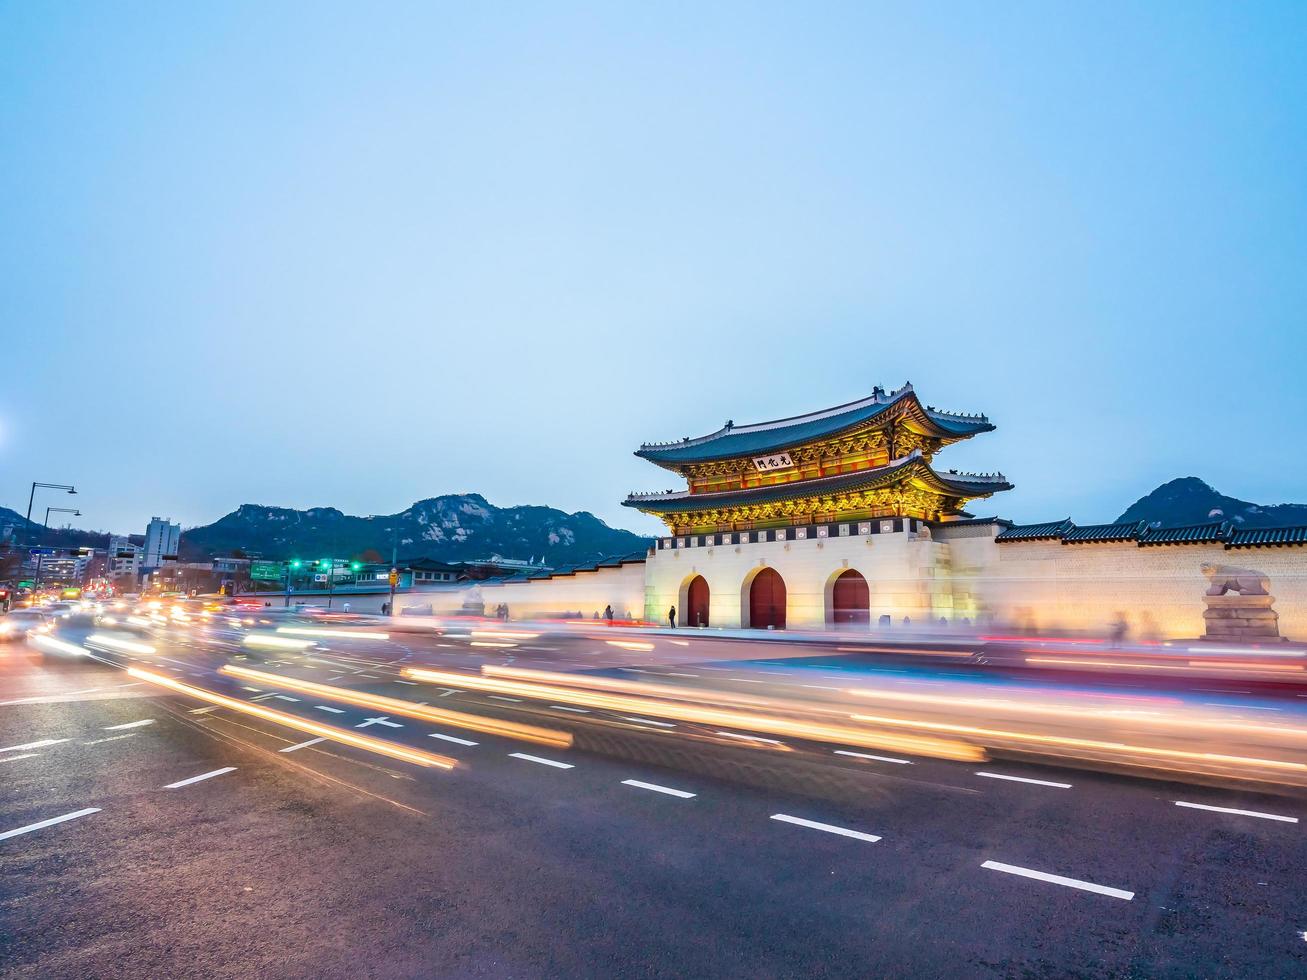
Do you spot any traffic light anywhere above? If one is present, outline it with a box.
[288,559,302,570]
[350,561,362,571]
[318,559,331,570]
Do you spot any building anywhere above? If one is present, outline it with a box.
[393,384,1307,640]
[142,517,181,573]
[109,536,141,584]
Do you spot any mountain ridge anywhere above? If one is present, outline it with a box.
[1114,477,1307,529]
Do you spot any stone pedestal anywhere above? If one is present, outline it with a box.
[1202,593,1283,642]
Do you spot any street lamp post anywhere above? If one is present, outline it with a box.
[35,506,81,588]
[24,482,77,544]
[284,559,302,608]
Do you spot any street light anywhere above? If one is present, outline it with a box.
[35,506,82,588]
[24,482,77,545]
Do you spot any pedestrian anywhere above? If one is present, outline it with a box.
[668,605,676,629]
[603,604,613,622]
[1109,611,1128,649]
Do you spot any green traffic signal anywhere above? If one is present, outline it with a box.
[289,559,302,569]
[350,561,362,571]
[318,559,331,569]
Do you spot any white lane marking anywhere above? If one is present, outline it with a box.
[834,750,912,765]
[663,672,699,678]
[315,705,345,714]
[489,695,523,703]
[104,719,154,731]
[549,705,590,713]
[356,716,403,729]
[509,752,574,769]
[357,673,381,679]
[717,731,782,745]
[165,767,237,789]
[730,678,766,684]
[976,771,1072,789]
[0,739,69,753]
[82,734,137,746]
[622,779,695,799]
[981,860,1133,900]
[189,706,219,715]
[0,754,39,763]
[770,814,880,842]
[249,693,278,702]
[395,680,418,685]
[1175,801,1298,823]
[280,737,326,754]
[1201,702,1281,711]
[429,733,479,746]
[242,686,262,692]
[802,685,842,691]
[622,716,676,728]
[272,695,300,702]
[0,807,101,843]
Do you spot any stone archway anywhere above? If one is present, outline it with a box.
[829,569,870,628]
[683,574,710,628]
[746,566,787,630]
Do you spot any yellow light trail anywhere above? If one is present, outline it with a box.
[126,667,456,769]
[848,711,1307,777]
[404,667,982,761]
[220,664,572,748]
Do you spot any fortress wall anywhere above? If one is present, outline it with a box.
[971,540,1307,641]
[393,561,647,621]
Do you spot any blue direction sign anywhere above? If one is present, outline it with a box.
[28,548,58,556]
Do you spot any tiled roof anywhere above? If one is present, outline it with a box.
[1061,520,1148,544]
[635,384,992,464]
[1137,522,1230,546]
[995,519,1073,542]
[1227,525,1307,548]
[624,452,1011,514]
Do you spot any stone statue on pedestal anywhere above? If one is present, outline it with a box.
[1200,563,1282,642]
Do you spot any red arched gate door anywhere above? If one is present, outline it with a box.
[687,575,710,628]
[831,569,870,627]
[748,567,787,629]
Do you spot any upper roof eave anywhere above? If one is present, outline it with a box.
[634,384,993,466]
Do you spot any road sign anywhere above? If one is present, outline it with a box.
[389,568,399,587]
[250,561,283,581]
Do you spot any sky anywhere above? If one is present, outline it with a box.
[2,2,1305,538]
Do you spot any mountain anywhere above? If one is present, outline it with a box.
[1115,477,1307,529]
[179,494,653,565]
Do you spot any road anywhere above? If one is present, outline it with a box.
[1,611,1304,978]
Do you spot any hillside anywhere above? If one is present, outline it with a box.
[1115,477,1307,529]
[179,494,652,565]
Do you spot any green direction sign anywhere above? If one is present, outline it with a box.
[249,561,283,582]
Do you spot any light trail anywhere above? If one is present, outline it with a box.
[275,628,390,641]
[125,667,456,769]
[404,667,983,761]
[243,634,315,651]
[219,665,572,748]
[86,633,156,655]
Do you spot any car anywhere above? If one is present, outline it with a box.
[0,609,54,642]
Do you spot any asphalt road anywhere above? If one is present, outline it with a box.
[1,616,1304,978]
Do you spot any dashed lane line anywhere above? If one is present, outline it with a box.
[621,716,675,728]
[315,705,345,714]
[1175,801,1298,823]
[0,807,101,843]
[622,779,695,799]
[280,737,326,754]
[165,767,237,789]
[976,772,1072,789]
[0,754,39,764]
[429,733,479,746]
[550,705,590,713]
[981,860,1134,900]
[834,750,912,765]
[0,739,69,753]
[104,719,155,731]
[509,752,574,770]
[770,814,881,843]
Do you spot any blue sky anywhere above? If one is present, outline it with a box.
[2,2,1304,537]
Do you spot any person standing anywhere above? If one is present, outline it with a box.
[668,605,676,629]
[603,603,613,622]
